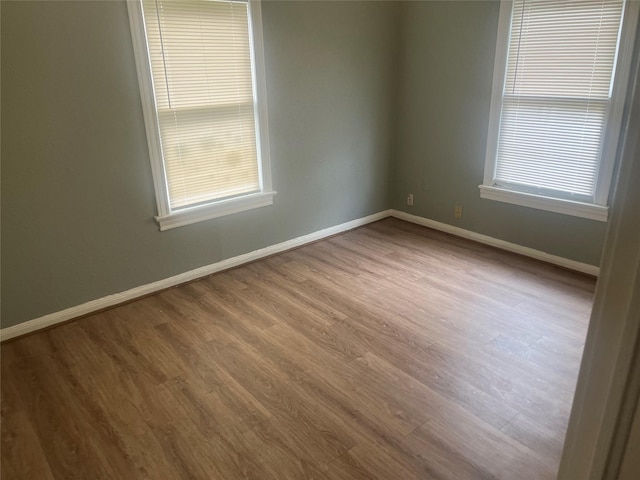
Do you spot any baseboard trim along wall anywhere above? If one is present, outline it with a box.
[390,210,600,277]
[0,208,599,341]
[0,210,391,342]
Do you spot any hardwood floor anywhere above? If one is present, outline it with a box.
[0,218,595,479]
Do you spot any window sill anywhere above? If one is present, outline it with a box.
[156,191,277,231]
[479,185,608,222]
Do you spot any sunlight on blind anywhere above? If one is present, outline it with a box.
[495,0,624,199]
[141,0,259,210]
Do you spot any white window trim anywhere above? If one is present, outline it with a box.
[127,0,275,231]
[480,0,639,223]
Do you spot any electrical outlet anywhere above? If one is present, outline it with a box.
[407,194,414,206]
[454,205,462,219]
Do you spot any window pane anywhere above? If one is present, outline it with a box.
[494,0,625,200]
[496,97,606,196]
[158,104,259,209]
[505,0,623,98]
[141,0,260,210]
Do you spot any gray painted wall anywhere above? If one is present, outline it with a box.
[1,0,611,329]
[1,1,399,328]
[392,1,607,266]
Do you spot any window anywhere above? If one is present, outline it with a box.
[480,0,638,221]
[128,0,274,230]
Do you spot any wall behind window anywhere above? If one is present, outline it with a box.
[1,1,400,328]
[392,1,607,265]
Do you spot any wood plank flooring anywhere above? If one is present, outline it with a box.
[0,218,595,479]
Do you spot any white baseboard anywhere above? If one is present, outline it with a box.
[0,210,391,342]
[390,209,600,276]
[1,208,598,341]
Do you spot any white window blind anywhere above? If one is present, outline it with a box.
[493,0,625,201]
[141,0,261,210]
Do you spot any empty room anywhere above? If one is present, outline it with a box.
[2,0,640,479]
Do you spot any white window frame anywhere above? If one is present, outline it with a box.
[127,0,275,231]
[480,0,639,222]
